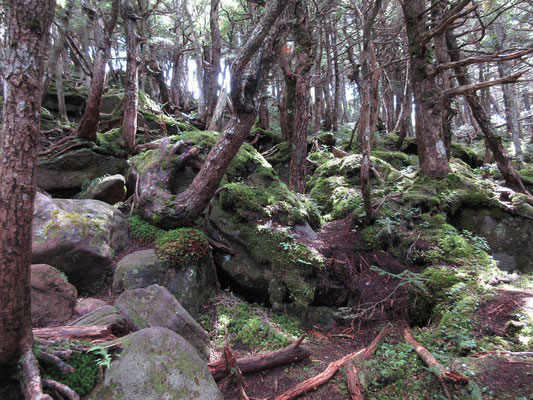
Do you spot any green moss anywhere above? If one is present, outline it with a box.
[41,348,101,396]
[154,228,209,265]
[128,214,163,243]
[212,299,304,351]
[371,150,415,169]
[238,223,324,309]
[317,132,336,146]
[95,128,126,157]
[131,148,159,174]
[307,154,402,219]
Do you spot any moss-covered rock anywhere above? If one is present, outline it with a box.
[114,285,211,360]
[113,249,216,317]
[32,192,128,290]
[89,327,222,400]
[37,147,129,193]
[307,154,402,219]
[451,142,484,168]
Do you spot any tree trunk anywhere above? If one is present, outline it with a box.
[0,0,55,374]
[402,0,451,178]
[287,0,315,194]
[77,0,119,141]
[445,32,527,193]
[204,0,222,127]
[122,0,140,154]
[56,53,69,122]
[498,61,523,165]
[42,0,75,97]
[140,0,292,226]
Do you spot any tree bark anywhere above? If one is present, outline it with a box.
[0,0,55,377]
[56,52,69,122]
[204,0,222,127]
[121,0,140,154]
[445,32,528,193]
[285,0,316,194]
[401,0,451,178]
[77,0,119,141]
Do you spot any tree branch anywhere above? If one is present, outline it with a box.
[442,69,528,99]
[432,48,533,75]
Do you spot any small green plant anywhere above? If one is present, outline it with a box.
[128,214,162,243]
[81,174,110,192]
[86,345,112,368]
[154,228,209,264]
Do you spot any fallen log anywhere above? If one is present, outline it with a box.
[209,339,311,381]
[403,328,468,400]
[274,324,392,400]
[33,325,116,342]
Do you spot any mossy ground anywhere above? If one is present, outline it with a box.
[199,293,304,351]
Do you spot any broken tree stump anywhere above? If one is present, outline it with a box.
[346,358,365,400]
[403,328,468,400]
[209,340,311,381]
[275,324,393,400]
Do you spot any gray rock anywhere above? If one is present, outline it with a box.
[114,285,210,360]
[70,305,127,334]
[89,327,222,400]
[32,192,128,289]
[452,207,533,272]
[113,249,215,317]
[74,174,126,205]
[31,264,77,327]
[74,298,108,317]
[37,148,128,192]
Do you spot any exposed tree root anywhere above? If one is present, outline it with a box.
[19,350,53,400]
[274,324,393,400]
[36,352,74,374]
[403,328,468,400]
[42,379,80,400]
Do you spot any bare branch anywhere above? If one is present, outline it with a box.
[443,69,528,99]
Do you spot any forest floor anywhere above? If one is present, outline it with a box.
[92,237,533,400]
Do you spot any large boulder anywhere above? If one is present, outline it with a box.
[32,192,128,289]
[114,285,210,360]
[89,327,222,400]
[131,132,324,310]
[74,174,126,205]
[73,298,107,317]
[70,305,127,334]
[452,207,533,273]
[112,249,215,316]
[31,264,77,327]
[37,148,128,193]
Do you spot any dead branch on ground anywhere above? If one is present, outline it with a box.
[403,328,468,400]
[274,324,393,400]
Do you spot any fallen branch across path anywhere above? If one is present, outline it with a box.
[403,328,468,400]
[274,324,393,400]
[209,338,311,381]
[33,325,116,342]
